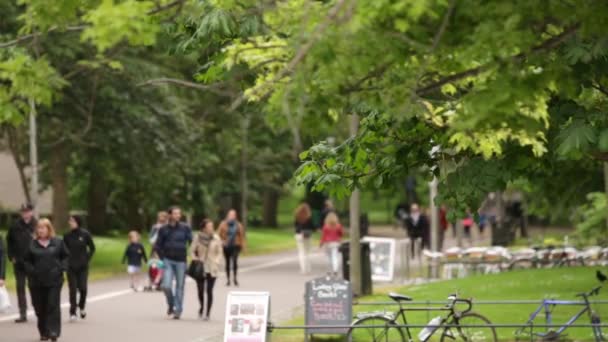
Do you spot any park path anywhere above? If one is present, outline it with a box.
[0,226,491,342]
[0,249,330,342]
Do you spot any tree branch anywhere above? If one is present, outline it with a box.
[415,23,580,96]
[0,0,181,49]
[341,61,394,93]
[148,0,187,15]
[430,0,457,51]
[592,82,608,97]
[228,0,351,112]
[0,25,86,48]
[137,77,235,97]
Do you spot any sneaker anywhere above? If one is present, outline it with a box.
[69,315,77,322]
[80,310,86,319]
[198,308,204,319]
[173,314,181,320]
[15,317,27,323]
[203,316,210,321]
[226,280,231,286]
[40,336,49,341]
[167,307,174,317]
[234,279,239,287]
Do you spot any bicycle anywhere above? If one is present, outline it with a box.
[347,293,497,342]
[514,286,605,341]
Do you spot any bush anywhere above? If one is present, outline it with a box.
[574,192,608,245]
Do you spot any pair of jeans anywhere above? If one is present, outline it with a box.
[162,259,186,315]
[295,234,311,273]
[223,246,240,281]
[67,266,89,315]
[196,274,216,317]
[30,284,62,338]
[14,262,28,317]
[324,242,340,273]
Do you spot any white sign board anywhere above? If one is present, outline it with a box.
[224,291,270,342]
[363,237,396,282]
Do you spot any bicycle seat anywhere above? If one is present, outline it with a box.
[388,293,413,302]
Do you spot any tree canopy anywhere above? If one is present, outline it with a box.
[1,0,607,238]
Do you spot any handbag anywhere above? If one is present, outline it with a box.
[0,286,11,313]
[187,260,205,280]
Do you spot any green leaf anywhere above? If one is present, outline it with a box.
[81,0,159,53]
[599,129,608,152]
[556,120,597,157]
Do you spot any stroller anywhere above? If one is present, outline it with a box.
[144,256,164,292]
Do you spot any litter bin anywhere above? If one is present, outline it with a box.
[339,241,372,295]
[360,213,369,238]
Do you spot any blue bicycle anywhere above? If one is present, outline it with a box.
[515,286,604,341]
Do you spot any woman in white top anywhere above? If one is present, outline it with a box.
[190,219,223,320]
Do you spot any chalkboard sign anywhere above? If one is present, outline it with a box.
[305,276,352,336]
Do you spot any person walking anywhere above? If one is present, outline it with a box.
[155,206,192,320]
[319,212,343,275]
[0,234,5,288]
[149,211,168,245]
[294,203,314,274]
[439,205,449,251]
[63,215,96,321]
[122,231,147,290]
[462,209,474,242]
[319,199,335,229]
[218,209,245,287]
[190,219,223,321]
[7,203,37,323]
[404,203,430,257]
[24,218,69,342]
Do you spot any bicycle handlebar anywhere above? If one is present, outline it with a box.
[576,286,602,298]
[447,296,473,314]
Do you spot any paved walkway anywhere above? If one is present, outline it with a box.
[0,250,329,342]
[0,226,492,342]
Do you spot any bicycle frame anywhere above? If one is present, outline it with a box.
[392,300,463,341]
[523,299,591,336]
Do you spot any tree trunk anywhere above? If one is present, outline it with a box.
[125,181,144,233]
[6,127,31,205]
[87,163,108,234]
[240,115,249,232]
[50,143,69,232]
[262,189,279,227]
[349,114,363,295]
[604,162,608,230]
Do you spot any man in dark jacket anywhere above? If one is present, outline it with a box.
[63,215,95,321]
[7,204,37,322]
[155,206,192,320]
[404,203,430,258]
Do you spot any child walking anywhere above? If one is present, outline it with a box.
[320,212,344,276]
[122,231,147,291]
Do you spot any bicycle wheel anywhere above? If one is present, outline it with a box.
[440,312,497,342]
[347,315,406,342]
[508,258,534,270]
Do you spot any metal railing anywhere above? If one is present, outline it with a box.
[269,323,608,330]
[354,300,608,306]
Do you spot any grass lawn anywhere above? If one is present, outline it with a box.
[1,227,303,292]
[272,267,608,341]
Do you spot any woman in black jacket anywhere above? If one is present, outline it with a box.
[64,215,95,321]
[24,218,69,342]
